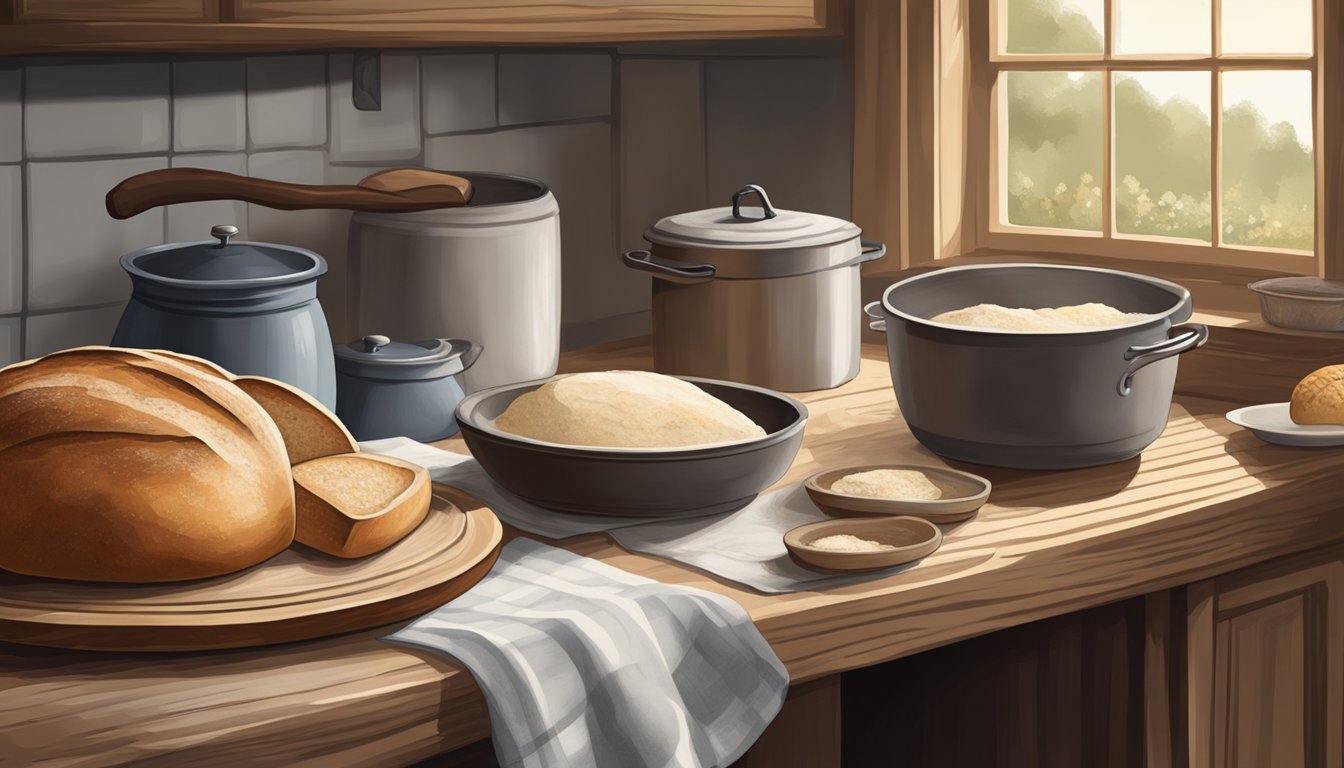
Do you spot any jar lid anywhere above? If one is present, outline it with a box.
[123,225,326,288]
[334,335,480,381]
[645,185,860,250]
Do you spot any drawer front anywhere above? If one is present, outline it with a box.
[16,0,217,21]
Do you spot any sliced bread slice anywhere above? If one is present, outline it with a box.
[291,453,432,558]
[234,376,358,464]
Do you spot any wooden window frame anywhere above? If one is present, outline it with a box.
[851,0,1343,281]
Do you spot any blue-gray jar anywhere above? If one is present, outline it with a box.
[334,335,482,442]
[111,225,337,409]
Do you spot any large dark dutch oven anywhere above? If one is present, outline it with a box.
[866,263,1209,469]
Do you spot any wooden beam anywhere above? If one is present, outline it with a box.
[1320,0,1342,278]
[850,0,903,273]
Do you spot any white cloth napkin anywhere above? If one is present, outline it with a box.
[384,538,789,768]
[362,437,909,593]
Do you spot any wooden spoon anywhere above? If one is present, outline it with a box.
[106,167,473,220]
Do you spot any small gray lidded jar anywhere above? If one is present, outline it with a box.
[334,335,482,442]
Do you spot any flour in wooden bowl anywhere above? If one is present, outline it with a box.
[830,468,943,500]
[808,534,896,553]
[494,370,766,449]
[931,302,1149,332]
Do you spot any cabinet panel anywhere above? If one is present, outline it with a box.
[15,0,216,21]
[1186,547,1344,768]
[228,0,819,26]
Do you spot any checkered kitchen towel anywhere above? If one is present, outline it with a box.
[384,538,789,768]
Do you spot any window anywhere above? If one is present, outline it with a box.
[984,0,1320,273]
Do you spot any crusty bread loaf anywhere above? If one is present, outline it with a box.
[0,347,295,583]
[495,370,765,448]
[233,376,358,464]
[142,349,234,380]
[1290,364,1344,425]
[291,453,431,558]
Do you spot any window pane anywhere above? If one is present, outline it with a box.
[1222,71,1314,252]
[1114,72,1211,241]
[1006,0,1103,54]
[1221,0,1312,55]
[1114,0,1211,55]
[1004,71,1103,232]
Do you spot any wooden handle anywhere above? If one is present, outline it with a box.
[106,168,471,220]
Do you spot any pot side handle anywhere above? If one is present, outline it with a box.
[859,239,887,263]
[1117,322,1209,396]
[621,250,716,284]
[864,301,887,333]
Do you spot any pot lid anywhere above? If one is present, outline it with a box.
[334,335,480,381]
[124,225,326,286]
[646,185,861,250]
[1249,277,1344,301]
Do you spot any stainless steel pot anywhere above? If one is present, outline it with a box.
[867,263,1209,469]
[334,334,481,442]
[112,224,337,409]
[622,185,886,392]
[349,172,560,393]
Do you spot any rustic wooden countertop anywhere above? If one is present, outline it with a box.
[2,337,1341,767]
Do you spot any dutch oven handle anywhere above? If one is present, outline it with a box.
[1117,322,1209,396]
[864,301,887,333]
[621,250,716,284]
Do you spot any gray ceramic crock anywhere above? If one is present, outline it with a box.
[111,225,337,409]
[334,335,482,442]
[867,263,1209,470]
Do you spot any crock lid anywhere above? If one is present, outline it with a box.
[646,185,860,250]
[334,335,479,381]
[123,225,326,287]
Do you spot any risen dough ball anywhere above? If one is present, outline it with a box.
[495,371,766,449]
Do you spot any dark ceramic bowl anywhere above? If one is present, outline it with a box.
[455,376,808,517]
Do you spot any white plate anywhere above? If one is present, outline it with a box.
[1225,403,1344,447]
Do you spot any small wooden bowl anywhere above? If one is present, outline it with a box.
[804,464,991,523]
[784,516,942,573]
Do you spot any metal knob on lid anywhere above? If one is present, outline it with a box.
[731,185,777,221]
[210,224,239,247]
[362,334,391,353]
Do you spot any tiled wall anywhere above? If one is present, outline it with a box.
[0,39,852,366]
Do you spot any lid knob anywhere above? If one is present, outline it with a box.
[210,224,239,247]
[731,185,777,222]
[362,334,391,353]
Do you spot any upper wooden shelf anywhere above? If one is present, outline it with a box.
[0,0,838,55]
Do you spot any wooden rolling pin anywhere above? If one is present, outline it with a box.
[106,167,473,219]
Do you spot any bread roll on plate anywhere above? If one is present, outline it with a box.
[1290,364,1344,425]
[0,347,295,583]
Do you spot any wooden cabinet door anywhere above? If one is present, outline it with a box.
[1185,546,1344,768]
[13,0,217,22]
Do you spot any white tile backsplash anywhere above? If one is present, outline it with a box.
[422,54,497,135]
[27,156,166,311]
[0,70,20,164]
[706,58,852,219]
[620,58,707,254]
[498,54,611,126]
[0,316,18,365]
[173,60,246,153]
[329,54,421,163]
[247,149,353,341]
[25,304,124,358]
[0,165,22,315]
[25,63,170,159]
[247,56,327,150]
[425,121,622,327]
[167,153,248,243]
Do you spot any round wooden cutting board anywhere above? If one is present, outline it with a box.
[0,484,504,652]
